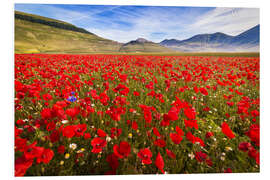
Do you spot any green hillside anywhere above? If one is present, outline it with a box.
[119,41,175,53]
[14,11,122,54]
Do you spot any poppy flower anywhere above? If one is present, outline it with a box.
[166,149,176,159]
[113,141,131,158]
[184,119,198,129]
[41,108,52,119]
[195,151,207,162]
[199,88,208,96]
[131,121,138,130]
[155,152,165,174]
[106,153,119,170]
[153,127,161,137]
[184,107,196,120]
[110,127,122,138]
[50,130,60,143]
[91,137,107,153]
[154,139,166,148]
[24,142,44,160]
[84,132,91,139]
[186,132,196,143]
[160,114,171,126]
[238,142,252,152]
[15,155,34,176]
[138,148,152,164]
[62,125,75,138]
[46,122,56,131]
[224,168,232,173]
[170,133,182,144]
[205,132,214,138]
[66,107,79,119]
[57,145,65,154]
[74,124,87,137]
[246,124,259,146]
[36,148,54,164]
[221,122,235,139]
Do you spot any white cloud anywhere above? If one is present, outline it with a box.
[16,5,259,43]
[189,8,259,36]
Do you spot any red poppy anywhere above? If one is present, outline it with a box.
[24,142,44,160]
[110,127,122,138]
[205,132,214,138]
[153,127,161,137]
[170,133,182,144]
[57,145,65,154]
[184,107,196,120]
[224,168,232,173]
[50,130,60,143]
[154,139,166,148]
[199,88,208,96]
[138,148,152,164]
[184,119,198,129]
[46,122,56,131]
[131,121,138,130]
[186,132,196,143]
[62,125,75,138]
[166,149,176,159]
[74,124,87,137]
[195,151,207,162]
[238,142,252,152]
[84,132,91,139]
[246,124,259,146]
[221,122,235,139]
[36,148,54,164]
[91,137,107,153]
[155,152,165,174]
[113,141,131,158]
[41,108,52,119]
[160,114,171,126]
[106,153,119,170]
[15,155,34,176]
[66,107,79,119]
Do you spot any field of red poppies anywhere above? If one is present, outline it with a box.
[14,54,259,176]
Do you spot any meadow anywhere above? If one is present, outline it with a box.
[15,54,259,176]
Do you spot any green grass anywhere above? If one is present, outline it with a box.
[15,16,122,54]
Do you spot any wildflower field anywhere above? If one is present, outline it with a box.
[14,54,260,176]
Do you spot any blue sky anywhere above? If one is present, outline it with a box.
[15,4,259,43]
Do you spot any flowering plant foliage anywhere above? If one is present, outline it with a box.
[15,54,259,176]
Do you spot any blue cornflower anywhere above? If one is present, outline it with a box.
[67,96,77,102]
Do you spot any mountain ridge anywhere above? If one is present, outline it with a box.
[160,25,260,52]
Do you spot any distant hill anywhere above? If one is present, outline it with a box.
[14,11,122,53]
[119,38,175,53]
[160,25,260,52]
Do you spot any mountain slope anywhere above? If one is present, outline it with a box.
[119,38,175,53]
[15,11,122,53]
[160,25,260,52]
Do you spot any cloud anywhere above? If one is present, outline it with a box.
[15,5,259,43]
[189,8,259,36]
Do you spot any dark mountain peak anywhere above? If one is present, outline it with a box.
[160,39,182,46]
[159,25,259,52]
[135,38,152,43]
[124,38,153,46]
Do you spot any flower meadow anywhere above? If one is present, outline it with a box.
[14,54,259,176]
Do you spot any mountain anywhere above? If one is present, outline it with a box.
[160,25,260,52]
[15,11,122,53]
[119,38,175,53]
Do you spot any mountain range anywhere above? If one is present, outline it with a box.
[160,25,259,52]
[14,10,259,53]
